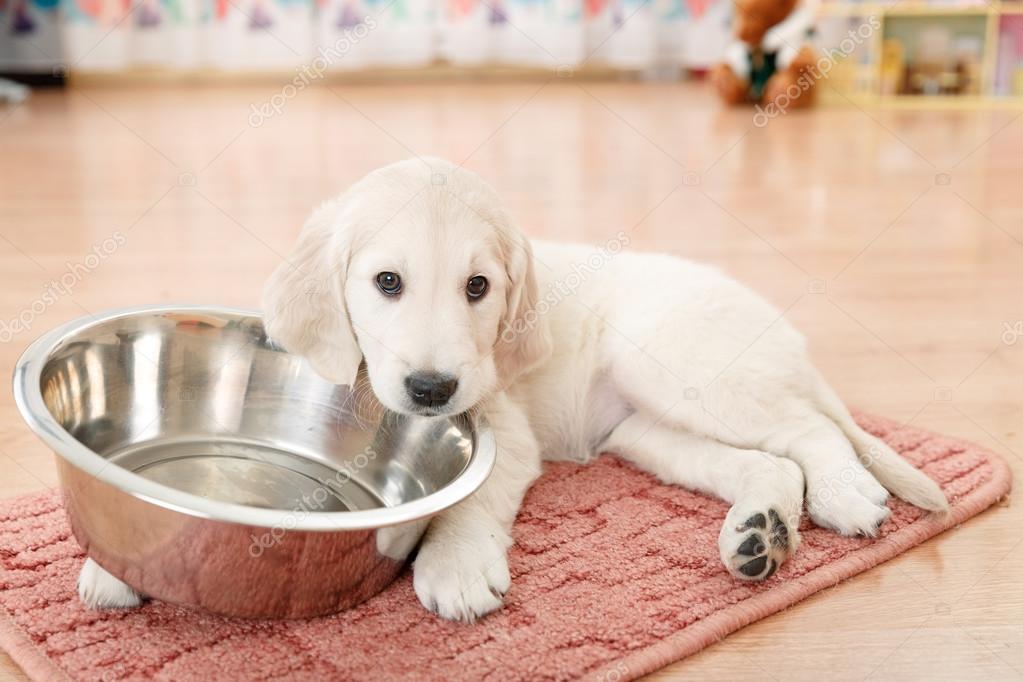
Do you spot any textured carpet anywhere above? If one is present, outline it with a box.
[0,414,1012,682]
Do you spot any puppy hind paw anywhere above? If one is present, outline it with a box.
[804,465,893,536]
[808,489,891,537]
[720,507,797,581]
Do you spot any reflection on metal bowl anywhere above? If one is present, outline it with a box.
[13,305,495,619]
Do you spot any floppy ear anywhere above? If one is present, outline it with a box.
[495,230,553,386]
[262,200,362,386]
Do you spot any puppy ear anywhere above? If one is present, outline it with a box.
[495,231,553,386]
[262,200,362,386]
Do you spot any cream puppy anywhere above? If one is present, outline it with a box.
[77,158,948,622]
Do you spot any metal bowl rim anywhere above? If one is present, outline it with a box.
[12,303,496,532]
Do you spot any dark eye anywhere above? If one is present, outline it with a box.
[466,275,488,300]
[375,271,402,296]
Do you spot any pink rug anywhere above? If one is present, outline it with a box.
[0,414,1011,682]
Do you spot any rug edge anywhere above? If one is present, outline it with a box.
[599,447,1014,682]
[0,604,70,682]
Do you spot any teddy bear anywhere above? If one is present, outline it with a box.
[712,0,818,111]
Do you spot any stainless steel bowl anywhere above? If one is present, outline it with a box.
[13,305,495,619]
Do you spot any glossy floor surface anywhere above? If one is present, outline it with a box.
[1,81,1021,680]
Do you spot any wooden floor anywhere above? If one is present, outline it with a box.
[1,81,1021,681]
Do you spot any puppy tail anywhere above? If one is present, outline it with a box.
[813,371,949,514]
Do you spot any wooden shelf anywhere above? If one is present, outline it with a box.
[818,1,1023,16]
[816,1,1023,104]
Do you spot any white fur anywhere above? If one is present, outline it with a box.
[79,158,949,620]
[77,558,142,609]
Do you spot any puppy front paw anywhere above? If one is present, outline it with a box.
[413,529,510,623]
[77,558,143,609]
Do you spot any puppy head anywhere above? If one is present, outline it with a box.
[262,158,551,417]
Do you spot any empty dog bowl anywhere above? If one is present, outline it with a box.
[13,305,495,619]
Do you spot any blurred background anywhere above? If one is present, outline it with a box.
[2,0,1022,98]
[1,0,1022,680]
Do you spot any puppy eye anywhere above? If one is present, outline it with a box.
[375,271,402,296]
[466,275,488,300]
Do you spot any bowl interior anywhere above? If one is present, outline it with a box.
[36,309,474,513]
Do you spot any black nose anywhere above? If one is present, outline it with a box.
[404,372,458,408]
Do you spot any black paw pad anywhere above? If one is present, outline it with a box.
[736,533,766,557]
[738,555,768,577]
[729,508,792,580]
[768,509,789,549]
[738,513,767,531]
